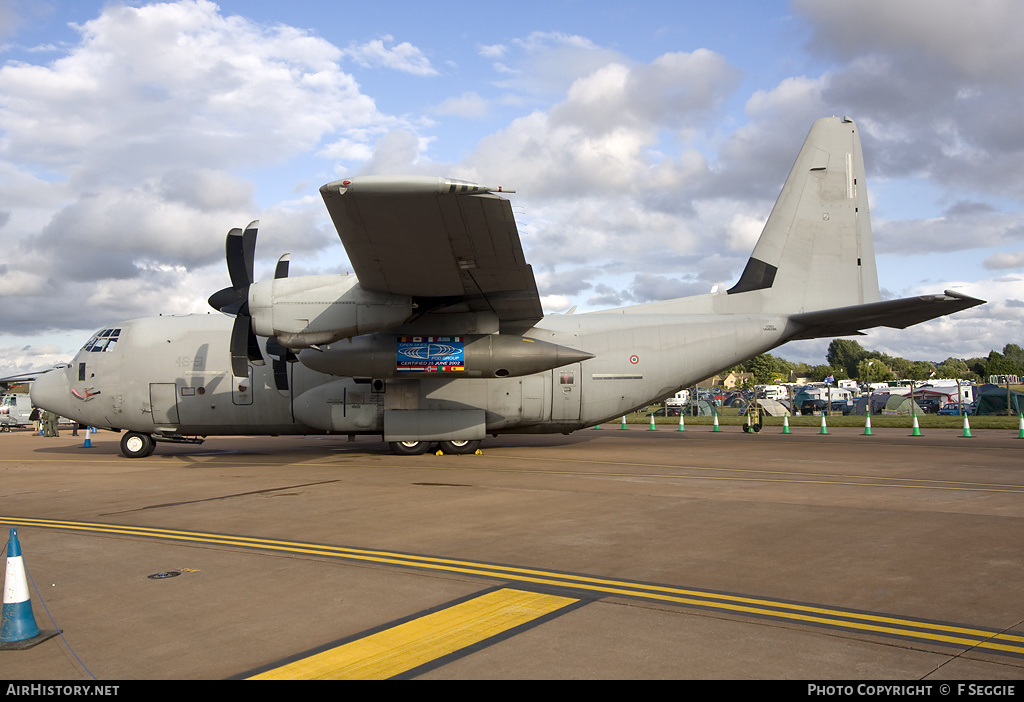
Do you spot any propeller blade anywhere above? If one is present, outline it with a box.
[266,336,295,391]
[275,253,290,279]
[224,227,248,290]
[229,314,251,378]
[218,221,266,374]
[207,285,243,314]
[247,322,265,366]
[273,357,289,391]
[266,336,298,363]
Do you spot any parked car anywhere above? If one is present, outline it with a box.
[647,407,682,417]
[938,402,975,415]
[829,400,852,415]
[800,399,827,415]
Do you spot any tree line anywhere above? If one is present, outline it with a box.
[736,340,1024,385]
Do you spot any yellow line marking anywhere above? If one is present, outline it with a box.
[4,517,1021,656]
[438,455,1024,493]
[247,588,577,680]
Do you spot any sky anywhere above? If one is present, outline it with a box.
[1,0,1022,376]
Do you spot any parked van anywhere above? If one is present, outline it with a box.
[0,394,34,430]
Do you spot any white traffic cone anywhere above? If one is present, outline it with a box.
[1,528,57,648]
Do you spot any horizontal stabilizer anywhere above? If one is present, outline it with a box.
[788,290,985,340]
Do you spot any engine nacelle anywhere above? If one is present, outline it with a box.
[248,274,412,348]
[298,333,593,379]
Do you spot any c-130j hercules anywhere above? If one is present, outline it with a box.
[31,117,983,457]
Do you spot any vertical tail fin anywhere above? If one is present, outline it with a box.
[728,116,880,313]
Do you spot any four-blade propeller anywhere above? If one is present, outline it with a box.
[208,222,294,389]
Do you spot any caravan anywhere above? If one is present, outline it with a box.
[755,384,788,401]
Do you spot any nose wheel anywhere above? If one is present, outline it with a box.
[120,431,156,458]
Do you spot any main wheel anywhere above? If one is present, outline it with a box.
[388,440,430,456]
[120,432,156,458]
[438,439,480,455]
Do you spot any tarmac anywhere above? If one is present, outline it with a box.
[1,424,1023,680]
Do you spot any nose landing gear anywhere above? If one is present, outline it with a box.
[120,431,156,458]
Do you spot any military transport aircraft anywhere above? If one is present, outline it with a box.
[31,117,983,457]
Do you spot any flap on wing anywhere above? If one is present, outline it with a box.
[321,176,542,334]
[788,290,985,340]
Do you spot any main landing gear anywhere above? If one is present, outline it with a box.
[387,439,481,456]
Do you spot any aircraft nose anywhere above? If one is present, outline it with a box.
[30,369,72,416]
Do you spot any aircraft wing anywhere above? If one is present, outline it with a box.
[320,176,543,335]
[787,290,985,340]
[0,371,42,392]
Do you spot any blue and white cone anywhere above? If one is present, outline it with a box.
[2,529,41,643]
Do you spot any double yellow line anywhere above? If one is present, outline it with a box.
[4,516,1022,662]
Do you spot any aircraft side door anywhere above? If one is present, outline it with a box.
[232,366,253,406]
[149,383,179,425]
[552,363,581,421]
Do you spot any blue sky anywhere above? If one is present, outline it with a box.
[1,0,1022,375]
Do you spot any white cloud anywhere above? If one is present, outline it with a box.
[0,0,402,337]
[1,3,1020,374]
[984,252,1024,270]
[342,35,437,76]
[477,43,506,60]
[724,213,765,253]
[794,0,1024,87]
[435,91,489,119]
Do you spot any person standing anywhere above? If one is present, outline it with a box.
[42,410,59,437]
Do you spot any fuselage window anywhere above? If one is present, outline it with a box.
[82,328,121,353]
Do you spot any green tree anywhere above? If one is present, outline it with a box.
[966,357,988,379]
[810,365,846,382]
[857,358,894,383]
[907,360,936,381]
[933,360,970,382]
[884,355,912,379]
[935,357,970,379]
[826,339,869,379]
[745,354,785,384]
[987,344,1024,378]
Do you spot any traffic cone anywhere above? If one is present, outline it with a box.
[592,424,600,430]
[819,415,828,435]
[1,529,57,649]
[677,413,685,432]
[782,416,790,434]
[82,427,92,448]
[960,415,973,438]
[649,415,657,431]
[911,416,922,436]
[620,416,628,430]
[863,414,873,436]
[1018,413,1023,439]
[712,415,721,432]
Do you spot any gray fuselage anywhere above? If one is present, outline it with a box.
[32,305,791,439]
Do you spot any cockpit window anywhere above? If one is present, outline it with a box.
[83,328,121,353]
